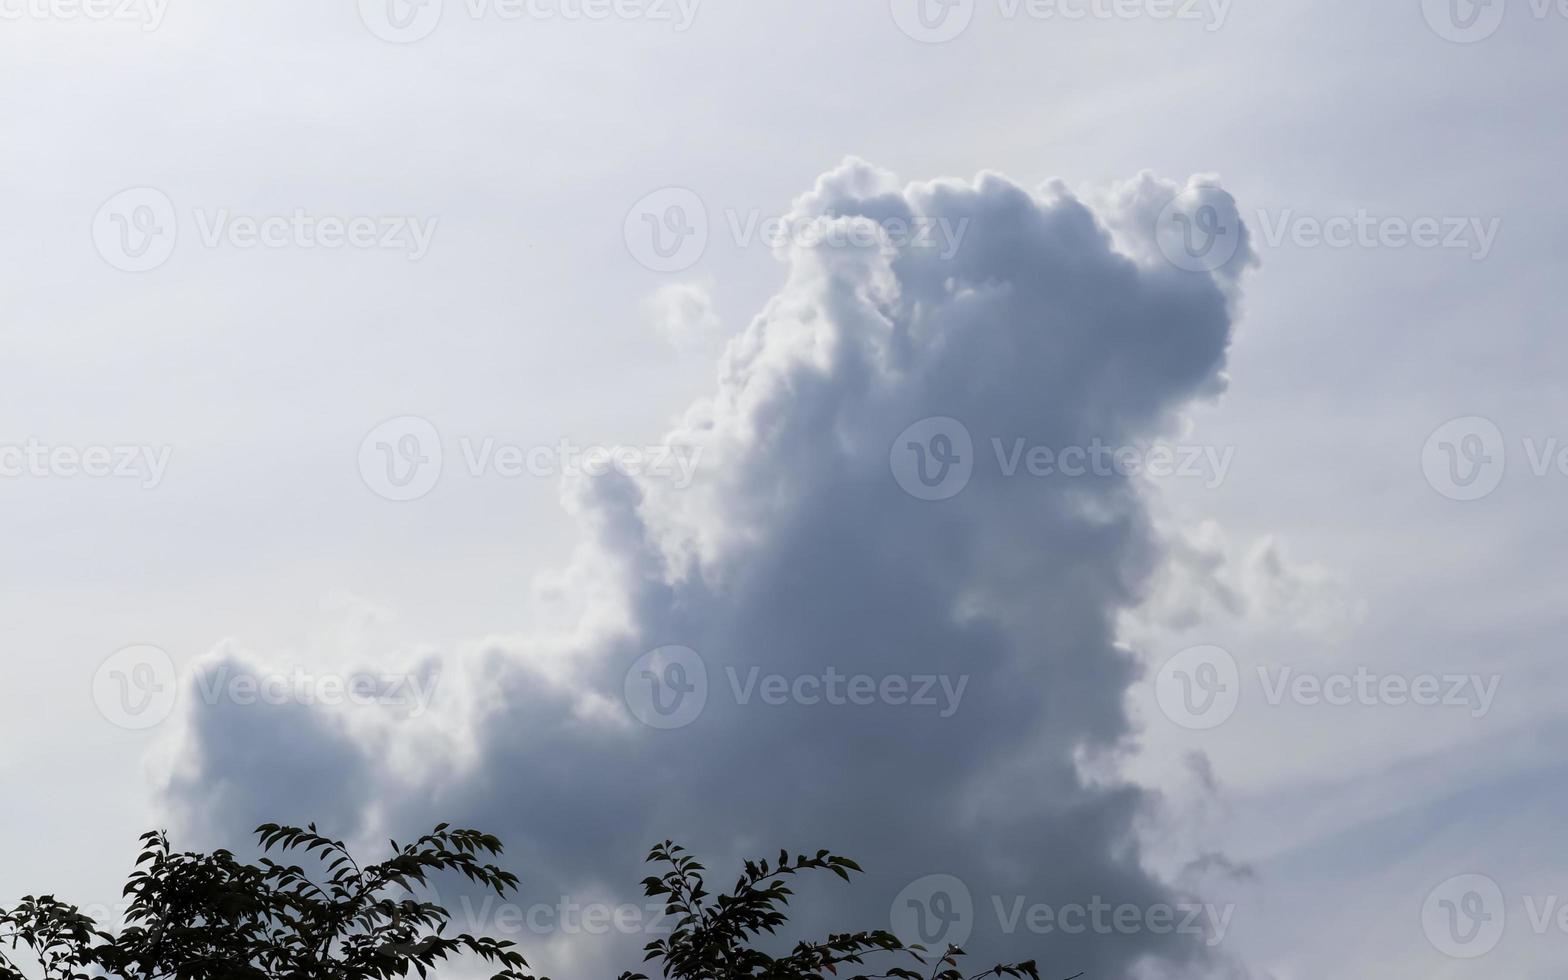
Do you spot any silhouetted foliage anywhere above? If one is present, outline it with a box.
[621,841,1079,980]
[2,824,529,980]
[1,826,1076,980]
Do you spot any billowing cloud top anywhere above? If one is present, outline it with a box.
[162,158,1254,979]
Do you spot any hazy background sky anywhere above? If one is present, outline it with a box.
[3,1,1566,977]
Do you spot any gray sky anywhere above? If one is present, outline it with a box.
[3,1,1566,977]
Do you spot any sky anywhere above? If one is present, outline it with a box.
[2,1,1567,977]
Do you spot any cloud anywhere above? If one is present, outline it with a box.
[162,648,377,838]
[1124,522,1365,642]
[158,158,1254,979]
[644,281,722,348]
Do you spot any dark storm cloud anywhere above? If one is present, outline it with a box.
[161,159,1254,979]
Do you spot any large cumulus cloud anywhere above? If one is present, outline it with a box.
[160,159,1254,979]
